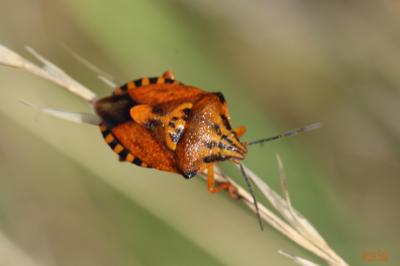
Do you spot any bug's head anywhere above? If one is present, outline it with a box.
[201,122,248,164]
[176,93,248,178]
[196,92,248,164]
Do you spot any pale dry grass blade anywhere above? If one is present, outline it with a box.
[20,100,100,125]
[0,44,96,103]
[203,167,341,265]
[98,75,117,88]
[0,45,26,68]
[239,159,348,265]
[25,47,97,102]
[279,250,321,266]
[63,45,117,88]
[276,155,346,265]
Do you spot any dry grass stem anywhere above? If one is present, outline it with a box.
[237,160,348,265]
[0,45,349,266]
[0,45,96,102]
[209,164,347,266]
[19,100,100,125]
[279,250,321,266]
[98,75,117,88]
[63,45,117,88]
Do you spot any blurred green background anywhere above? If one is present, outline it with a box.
[0,0,399,265]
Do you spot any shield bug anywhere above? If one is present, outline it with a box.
[94,70,250,195]
[94,70,320,214]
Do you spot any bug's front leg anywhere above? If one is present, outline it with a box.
[233,126,246,138]
[207,164,238,198]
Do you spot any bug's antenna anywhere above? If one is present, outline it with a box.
[247,122,321,146]
[239,163,263,231]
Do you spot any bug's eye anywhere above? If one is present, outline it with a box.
[182,170,197,179]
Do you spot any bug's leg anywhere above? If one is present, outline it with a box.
[162,70,175,80]
[207,164,229,193]
[233,126,246,138]
[207,165,238,197]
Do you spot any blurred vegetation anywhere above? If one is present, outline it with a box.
[0,0,399,265]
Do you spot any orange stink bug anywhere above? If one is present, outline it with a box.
[94,70,320,228]
[94,70,248,195]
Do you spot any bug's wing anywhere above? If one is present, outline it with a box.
[113,76,204,105]
[112,70,205,105]
[128,82,204,106]
[100,122,177,173]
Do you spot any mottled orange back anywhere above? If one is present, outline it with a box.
[96,71,247,179]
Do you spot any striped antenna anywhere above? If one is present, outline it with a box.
[239,163,263,231]
[247,122,321,146]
